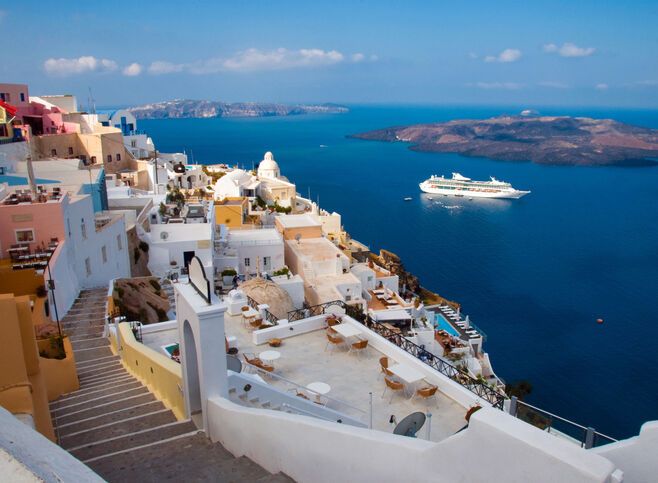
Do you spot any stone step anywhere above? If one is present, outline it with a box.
[75,360,123,379]
[60,409,177,449]
[76,354,119,369]
[52,387,149,417]
[70,420,197,461]
[69,330,105,341]
[74,346,113,362]
[79,368,129,387]
[54,393,156,427]
[56,400,166,436]
[76,374,134,392]
[51,380,142,409]
[71,337,109,351]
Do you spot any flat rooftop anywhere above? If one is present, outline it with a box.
[142,313,467,442]
[228,228,282,244]
[275,214,321,229]
[286,237,345,262]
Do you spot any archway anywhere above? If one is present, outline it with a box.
[182,320,202,419]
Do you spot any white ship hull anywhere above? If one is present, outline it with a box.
[419,182,530,199]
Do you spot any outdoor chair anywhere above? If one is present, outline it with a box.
[415,384,439,406]
[349,339,369,358]
[243,353,274,373]
[325,332,346,354]
[379,356,395,380]
[381,377,405,403]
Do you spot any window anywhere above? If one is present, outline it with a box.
[131,140,137,148]
[263,256,271,268]
[51,149,57,157]
[15,229,34,243]
[244,258,251,267]
[91,156,97,164]
[101,246,107,263]
[85,258,91,276]
[0,93,10,102]
[116,153,121,161]
[81,219,87,239]
[20,93,25,102]
[68,146,74,155]
[0,125,7,137]
[107,154,112,163]
[117,234,122,250]
[67,218,72,237]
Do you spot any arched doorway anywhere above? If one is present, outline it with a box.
[182,320,202,421]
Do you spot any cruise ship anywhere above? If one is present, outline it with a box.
[419,173,530,199]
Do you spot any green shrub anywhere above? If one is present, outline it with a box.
[272,267,290,277]
[221,268,237,277]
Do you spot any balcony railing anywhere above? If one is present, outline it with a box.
[246,295,279,326]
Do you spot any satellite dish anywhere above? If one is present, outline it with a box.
[160,231,169,240]
[393,412,426,438]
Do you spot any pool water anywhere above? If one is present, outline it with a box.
[434,313,460,337]
[0,175,59,186]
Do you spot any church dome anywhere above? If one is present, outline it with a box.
[239,277,293,320]
[257,151,280,179]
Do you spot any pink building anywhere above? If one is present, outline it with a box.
[0,83,78,137]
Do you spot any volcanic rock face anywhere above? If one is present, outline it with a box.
[352,115,658,166]
[113,277,170,324]
[128,99,348,119]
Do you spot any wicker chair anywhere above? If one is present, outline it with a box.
[325,332,345,354]
[381,377,404,402]
[268,338,282,347]
[349,339,369,358]
[379,356,395,379]
[243,353,274,373]
[415,384,439,406]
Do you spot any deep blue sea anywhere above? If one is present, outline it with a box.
[141,105,658,439]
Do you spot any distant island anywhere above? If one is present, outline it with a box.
[352,115,658,166]
[128,99,348,119]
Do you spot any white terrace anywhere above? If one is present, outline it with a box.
[142,311,470,442]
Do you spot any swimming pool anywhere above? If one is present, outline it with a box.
[434,312,460,337]
[0,175,59,186]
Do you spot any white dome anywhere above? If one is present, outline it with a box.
[258,151,280,179]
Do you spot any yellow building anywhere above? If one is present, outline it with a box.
[214,197,250,228]
[0,269,79,441]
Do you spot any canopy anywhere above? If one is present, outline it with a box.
[372,309,412,321]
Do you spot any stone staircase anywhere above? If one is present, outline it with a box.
[50,288,293,482]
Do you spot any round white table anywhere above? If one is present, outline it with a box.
[259,350,281,363]
[306,382,331,395]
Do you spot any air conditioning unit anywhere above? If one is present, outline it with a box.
[160,231,169,240]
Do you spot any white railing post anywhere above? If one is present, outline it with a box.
[426,412,432,440]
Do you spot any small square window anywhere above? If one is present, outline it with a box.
[85,258,92,276]
[91,156,97,164]
[117,234,122,250]
[20,93,25,102]
[51,149,57,157]
[107,154,112,163]
[245,258,250,267]
[15,229,34,243]
[101,246,107,263]
[116,153,121,161]
[68,147,74,155]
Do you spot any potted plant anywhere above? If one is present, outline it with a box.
[221,268,237,285]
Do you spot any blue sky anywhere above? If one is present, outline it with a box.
[2,1,658,107]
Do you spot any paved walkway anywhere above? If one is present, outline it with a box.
[50,288,293,482]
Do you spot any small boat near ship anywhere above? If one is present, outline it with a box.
[404,197,412,201]
[419,173,530,199]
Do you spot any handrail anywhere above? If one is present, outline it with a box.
[244,363,368,420]
[245,295,279,326]
[512,399,618,448]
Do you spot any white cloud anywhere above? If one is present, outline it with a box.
[351,53,365,63]
[147,48,366,75]
[595,83,609,90]
[469,82,523,90]
[44,56,118,76]
[544,42,595,58]
[634,80,658,87]
[484,48,521,63]
[220,48,344,72]
[468,52,479,60]
[538,81,571,89]
[122,63,143,76]
[148,61,186,75]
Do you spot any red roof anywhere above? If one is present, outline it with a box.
[0,100,18,117]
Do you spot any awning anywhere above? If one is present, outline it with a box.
[0,100,18,118]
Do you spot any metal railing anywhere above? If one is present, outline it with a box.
[508,397,618,449]
[287,300,358,322]
[245,295,279,326]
